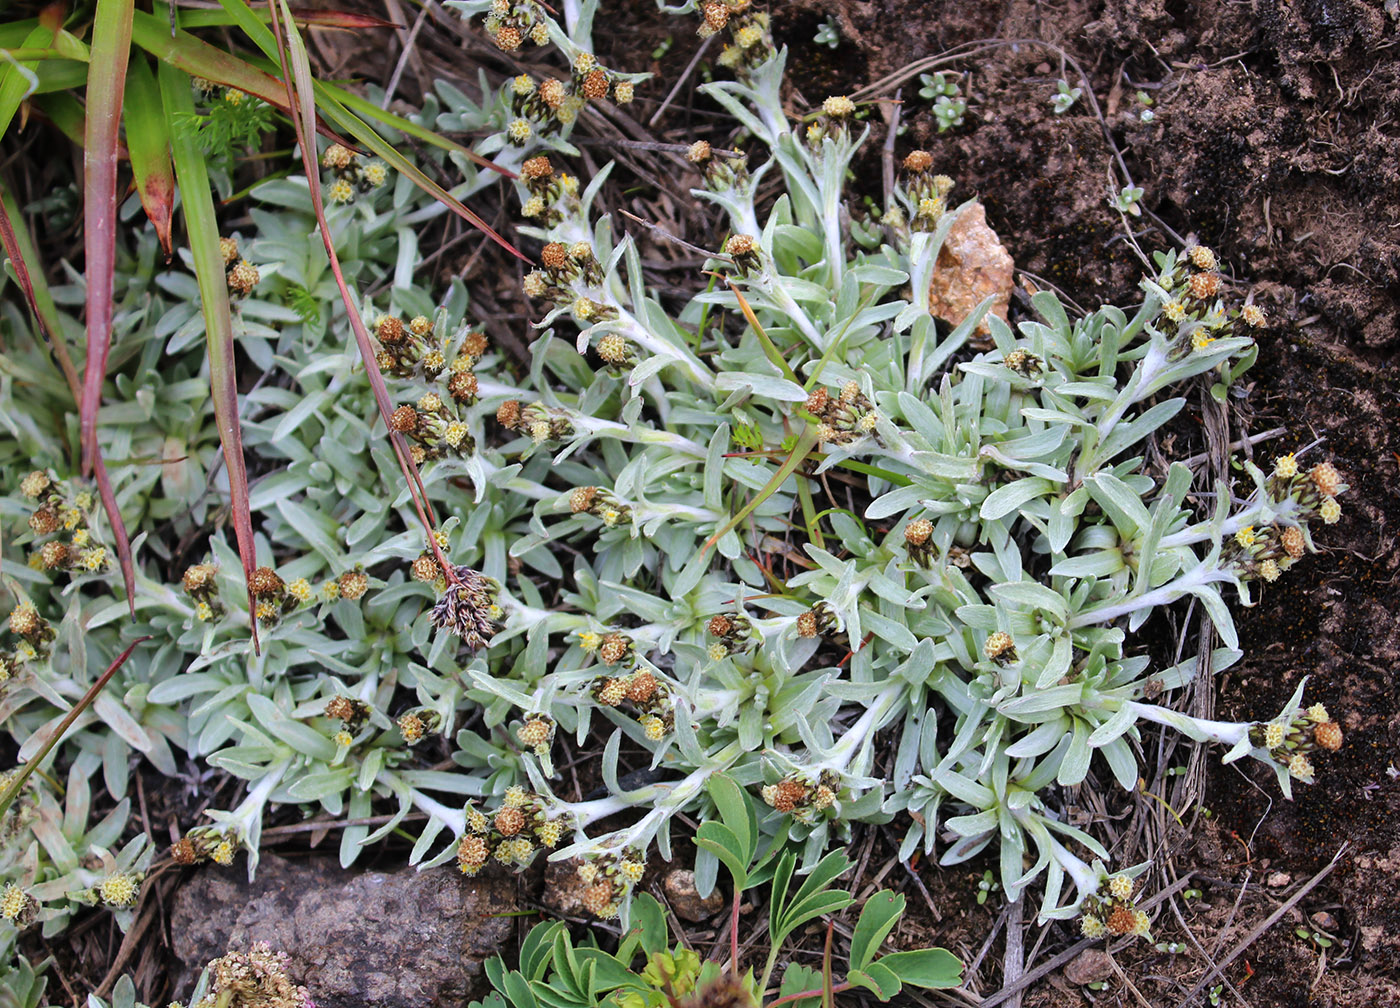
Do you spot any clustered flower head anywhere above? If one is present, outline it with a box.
[1249,701,1343,784]
[805,380,880,446]
[899,153,955,231]
[429,564,500,649]
[591,663,673,740]
[456,786,567,875]
[1152,245,1267,355]
[686,139,750,193]
[325,694,372,745]
[170,826,241,868]
[397,708,439,746]
[698,1,773,75]
[516,713,556,755]
[807,94,859,145]
[193,942,311,1008]
[389,389,475,461]
[181,561,225,622]
[500,42,634,147]
[247,565,307,627]
[20,472,110,584]
[223,235,261,298]
[760,771,840,822]
[0,882,38,927]
[1079,873,1151,941]
[496,400,576,447]
[575,848,648,918]
[706,610,756,658]
[1224,456,1347,584]
[319,142,388,205]
[567,485,633,528]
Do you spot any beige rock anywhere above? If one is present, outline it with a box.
[663,868,724,921]
[927,202,1015,334]
[1063,948,1114,985]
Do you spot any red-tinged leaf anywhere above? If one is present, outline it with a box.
[122,56,174,256]
[288,8,400,30]
[79,0,135,478]
[0,180,138,617]
[130,10,346,144]
[0,636,150,819]
[158,59,261,653]
[169,6,399,31]
[265,0,449,569]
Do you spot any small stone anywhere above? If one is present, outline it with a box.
[1266,871,1293,888]
[1310,910,1339,932]
[1063,949,1114,986]
[927,201,1015,335]
[170,853,514,1008]
[663,869,724,922]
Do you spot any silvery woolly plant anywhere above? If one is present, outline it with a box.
[0,0,1353,981]
[432,0,1349,930]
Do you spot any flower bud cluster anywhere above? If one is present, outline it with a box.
[1249,702,1343,784]
[373,313,449,381]
[705,611,756,659]
[71,871,143,909]
[496,400,576,447]
[590,661,674,741]
[806,94,859,145]
[1079,873,1151,940]
[195,942,310,1008]
[220,236,261,297]
[685,140,751,194]
[1225,458,1346,583]
[501,50,634,147]
[20,471,110,581]
[396,708,440,746]
[482,0,551,51]
[899,152,955,231]
[515,713,556,756]
[247,565,311,628]
[575,848,648,918]
[0,882,38,927]
[795,601,840,639]
[170,826,241,868]
[325,694,372,747]
[3,598,54,675]
[702,3,775,75]
[456,786,566,875]
[517,155,580,227]
[903,518,938,568]
[760,771,840,823]
[181,562,226,622]
[389,391,476,461]
[428,564,500,650]
[805,380,879,446]
[1154,245,1267,355]
[568,485,633,528]
[319,142,388,205]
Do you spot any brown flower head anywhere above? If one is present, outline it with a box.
[625,671,658,703]
[389,405,418,433]
[249,566,284,599]
[582,69,609,100]
[497,400,522,429]
[338,570,369,600]
[377,315,407,345]
[904,519,933,546]
[522,156,553,180]
[903,150,933,173]
[495,806,526,837]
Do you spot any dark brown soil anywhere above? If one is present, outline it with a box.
[745,2,1400,1005]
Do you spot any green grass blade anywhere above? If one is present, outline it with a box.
[323,81,508,174]
[79,0,135,477]
[130,10,344,144]
[158,56,262,652]
[0,21,54,136]
[122,56,174,256]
